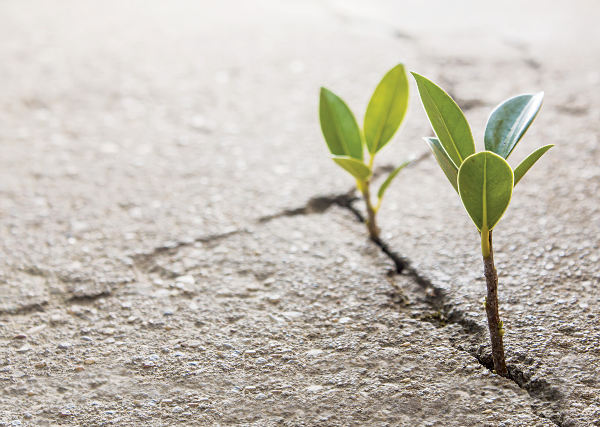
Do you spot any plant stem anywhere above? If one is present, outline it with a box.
[360,182,380,241]
[482,230,508,376]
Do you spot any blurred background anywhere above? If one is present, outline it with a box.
[1,1,600,425]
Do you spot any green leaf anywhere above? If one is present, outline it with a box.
[425,137,458,193]
[364,64,409,154]
[319,87,363,160]
[377,160,410,199]
[484,92,544,158]
[513,144,553,186]
[411,72,475,167]
[458,151,514,232]
[332,156,371,181]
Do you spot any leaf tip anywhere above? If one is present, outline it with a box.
[409,71,424,82]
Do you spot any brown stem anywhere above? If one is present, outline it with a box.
[360,184,380,241]
[483,231,508,376]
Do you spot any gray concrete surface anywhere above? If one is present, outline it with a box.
[0,0,598,425]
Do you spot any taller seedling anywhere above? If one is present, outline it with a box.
[412,72,553,376]
[319,64,411,242]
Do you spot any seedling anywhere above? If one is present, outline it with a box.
[412,72,553,376]
[319,64,411,241]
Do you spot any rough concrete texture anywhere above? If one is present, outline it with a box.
[0,0,598,426]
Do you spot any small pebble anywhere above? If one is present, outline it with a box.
[17,345,32,353]
[264,294,281,304]
[176,275,195,285]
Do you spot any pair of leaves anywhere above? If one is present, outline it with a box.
[413,73,553,233]
[319,64,409,189]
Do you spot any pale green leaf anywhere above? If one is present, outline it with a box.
[411,72,475,167]
[484,92,544,158]
[377,160,410,199]
[513,144,553,186]
[332,156,371,181]
[458,151,514,232]
[364,64,409,154]
[319,87,363,160]
[425,137,458,192]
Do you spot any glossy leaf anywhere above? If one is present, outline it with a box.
[484,92,544,158]
[319,87,363,160]
[425,137,458,192]
[332,156,371,181]
[411,72,475,167]
[364,64,409,154]
[513,144,553,186]
[458,151,514,232]
[377,160,410,199]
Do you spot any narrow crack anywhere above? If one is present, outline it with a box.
[132,228,247,271]
[258,189,358,223]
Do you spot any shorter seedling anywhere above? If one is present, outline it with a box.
[412,72,553,376]
[319,64,411,241]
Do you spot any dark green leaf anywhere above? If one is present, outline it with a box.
[513,144,553,186]
[484,92,544,158]
[364,64,409,154]
[319,87,363,160]
[411,72,475,167]
[458,151,514,232]
[332,156,371,181]
[377,160,410,199]
[425,137,458,192]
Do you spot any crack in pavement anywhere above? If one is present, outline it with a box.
[1,230,249,315]
[131,228,249,272]
[258,190,359,223]
[262,190,566,426]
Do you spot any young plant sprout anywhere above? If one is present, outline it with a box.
[319,64,411,241]
[412,72,553,376]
